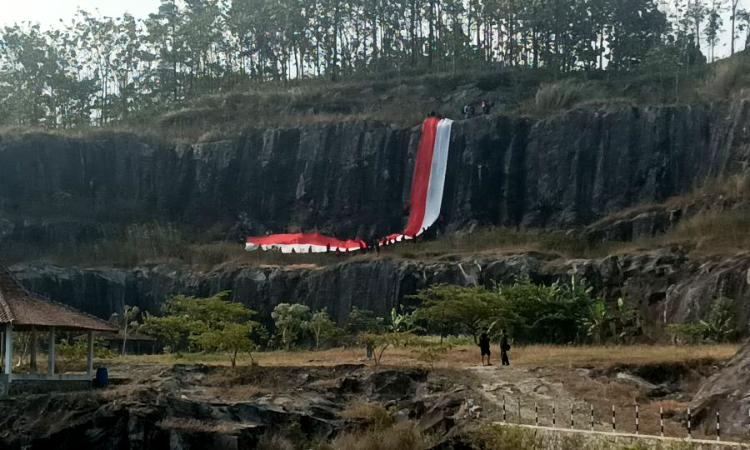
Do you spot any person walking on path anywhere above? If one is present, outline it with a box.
[479,332,492,366]
[500,329,511,366]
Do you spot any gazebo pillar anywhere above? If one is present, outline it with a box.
[86,331,94,375]
[4,323,12,376]
[48,327,55,376]
[30,327,37,374]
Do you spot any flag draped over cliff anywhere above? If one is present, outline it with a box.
[245,118,453,253]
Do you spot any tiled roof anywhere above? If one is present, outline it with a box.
[0,265,117,332]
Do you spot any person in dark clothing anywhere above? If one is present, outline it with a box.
[479,332,492,366]
[481,99,493,115]
[500,329,510,366]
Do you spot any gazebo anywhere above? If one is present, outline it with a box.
[0,264,117,384]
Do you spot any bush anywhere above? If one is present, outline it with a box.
[702,59,750,100]
[533,79,601,113]
[667,324,706,345]
[332,422,428,450]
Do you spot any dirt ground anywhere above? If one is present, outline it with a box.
[102,345,739,442]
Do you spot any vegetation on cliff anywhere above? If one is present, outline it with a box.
[1,0,750,137]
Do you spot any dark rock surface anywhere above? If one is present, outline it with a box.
[10,248,750,334]
[2,101,749,247]
[691,343,750,436]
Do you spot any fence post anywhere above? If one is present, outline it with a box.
[553,403,556,428]
[503,396,506,424]
[635,404,639,435]
[687,407,692,439]
[612,405,616,432]
[591,404,595,431]
[571,404,574,429]
[535,402,539,427]
[518,398,522,423]
[660,407,664,437]
[716,410,721,441]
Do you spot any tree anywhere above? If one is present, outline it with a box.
[142,292,259,366]
[193,322,258,368]
[411,285,502,344]
[121,305,140,355]
[346,307,386,335]
[705,0,727,61]
[271,303,311,350]
[730,0,746,54]
[308,308,340,349]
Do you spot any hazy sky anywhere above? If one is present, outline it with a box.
[0,0,160,26]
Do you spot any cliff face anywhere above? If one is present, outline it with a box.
[2,102,750,326]
[11,248,750,336]
[2,101,749,247]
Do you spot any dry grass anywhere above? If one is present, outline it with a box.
[331,421,432,450]
[339,403,394,429]
[157,418,234,434]
[532,79,603,115]
[114,344,738,372]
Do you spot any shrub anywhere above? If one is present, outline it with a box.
[339,403,394,429]
[332,422,427,450]
[533,79,600,113]
[702,59,750,100]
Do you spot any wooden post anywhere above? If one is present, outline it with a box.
[612,405,616,432]
[48,327,55,375]
[502,396,506,424]
[30,328,37,374]
[4,323,12,376]
[687,407,692,439]
[86,331,94,375]
[590,404,594,431]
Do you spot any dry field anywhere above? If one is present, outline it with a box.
[113,344,739,371]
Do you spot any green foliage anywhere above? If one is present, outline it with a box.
[308,309,341,350]
[667,323,707,345]
[141,292,259,366]
[0,0,722,130]
[271,303,311,350]
[412,278,598,346]
[410,285,502,344]
[56,337,113,372]
[193,322,257,369]
[346,308,386,335]
[700,297,737,343]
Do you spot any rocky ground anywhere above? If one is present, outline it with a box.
[0,346,738,449]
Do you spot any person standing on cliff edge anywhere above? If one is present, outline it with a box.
[500,329,511,366]
[479,332,492,366]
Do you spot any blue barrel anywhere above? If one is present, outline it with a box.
[95,367,109,388]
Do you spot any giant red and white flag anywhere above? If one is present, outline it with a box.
[246,118,453,253]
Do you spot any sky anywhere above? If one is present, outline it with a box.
[0,0,742,59]
[0,0,160,26]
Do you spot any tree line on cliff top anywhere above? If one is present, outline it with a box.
[1,0,749,129]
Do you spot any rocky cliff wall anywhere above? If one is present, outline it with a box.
[11,248,750,337]
[2,101,749,247]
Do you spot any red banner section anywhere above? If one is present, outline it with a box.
[246,118,453,254]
